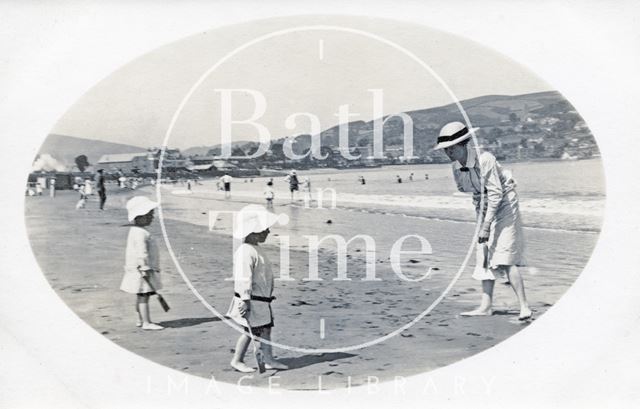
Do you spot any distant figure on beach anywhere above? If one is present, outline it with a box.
[227,204,288,373]
[187,179,192,191]
[49,178,56,197]
[285,170,299,201]
[221,173,232,199]
[120,196,164,330]
[84,178,93,196]
[425,173,429,180]
[409,172,414,181]
[96,169,106,210]
[302,176,312,204]
[396,175,402,183]
[75,184,87,210]
[435,121,532,320]
[358,176,366,185]
[35,182,43,196]
[264,181,275,209]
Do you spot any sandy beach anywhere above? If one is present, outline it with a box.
[24,175,600,389]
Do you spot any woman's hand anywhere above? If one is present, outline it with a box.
[478,230,490,243]
[239,300,251,317]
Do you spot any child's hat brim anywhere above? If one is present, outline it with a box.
[126,196,159,222]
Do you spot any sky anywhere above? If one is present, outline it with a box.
[51,15,552,150]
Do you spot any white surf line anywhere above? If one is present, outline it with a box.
[320,318,326,339]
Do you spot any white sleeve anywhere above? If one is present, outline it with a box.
[130,229,151,271]
[233,245,256,300]
[479,152,503,234]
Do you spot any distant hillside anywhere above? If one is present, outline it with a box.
[38,91,597,170]
[182,146,213,157]
[231,90,597,164]
[180,92,568,156]
[38,134,147,166]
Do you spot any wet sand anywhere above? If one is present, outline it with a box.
[24,186,599,389]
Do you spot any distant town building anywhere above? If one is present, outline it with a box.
[97,148,192,175]
[187,158,237,174]
[97,152,154,174]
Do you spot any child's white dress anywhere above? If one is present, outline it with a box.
[227,243,275,328]
[120,226,162,294]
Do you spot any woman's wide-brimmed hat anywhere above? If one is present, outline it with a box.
[126,196,158,222]
[433,121,479,150]
[233,204,284,239]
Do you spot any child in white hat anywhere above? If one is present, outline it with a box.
[227,204,288,372]
[120,196,164,330]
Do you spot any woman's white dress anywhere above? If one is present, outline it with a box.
[452,147,525,268]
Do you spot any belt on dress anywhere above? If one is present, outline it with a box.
[234,292,275,303]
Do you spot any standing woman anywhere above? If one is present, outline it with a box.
[434,122,532,320]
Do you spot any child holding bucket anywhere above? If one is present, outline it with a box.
[227,204,288,373]
[120,196,164,330]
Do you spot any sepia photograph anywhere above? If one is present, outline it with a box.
[2,2,639,408]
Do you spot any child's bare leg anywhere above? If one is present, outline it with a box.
[138,293,163,330]
[261,328,288,370]
[231,333,255,373]
[505,265,532,319]
[135,298,143,327]
[461,279,495,316]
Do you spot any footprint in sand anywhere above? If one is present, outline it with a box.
[466,332,481,337]
[291,300,313,306]
[331,303,351,309]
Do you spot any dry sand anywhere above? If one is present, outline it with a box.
[24,186,598,389]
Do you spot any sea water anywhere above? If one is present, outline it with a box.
[171,158,604,234]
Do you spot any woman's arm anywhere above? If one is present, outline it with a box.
[478,152,503,235]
